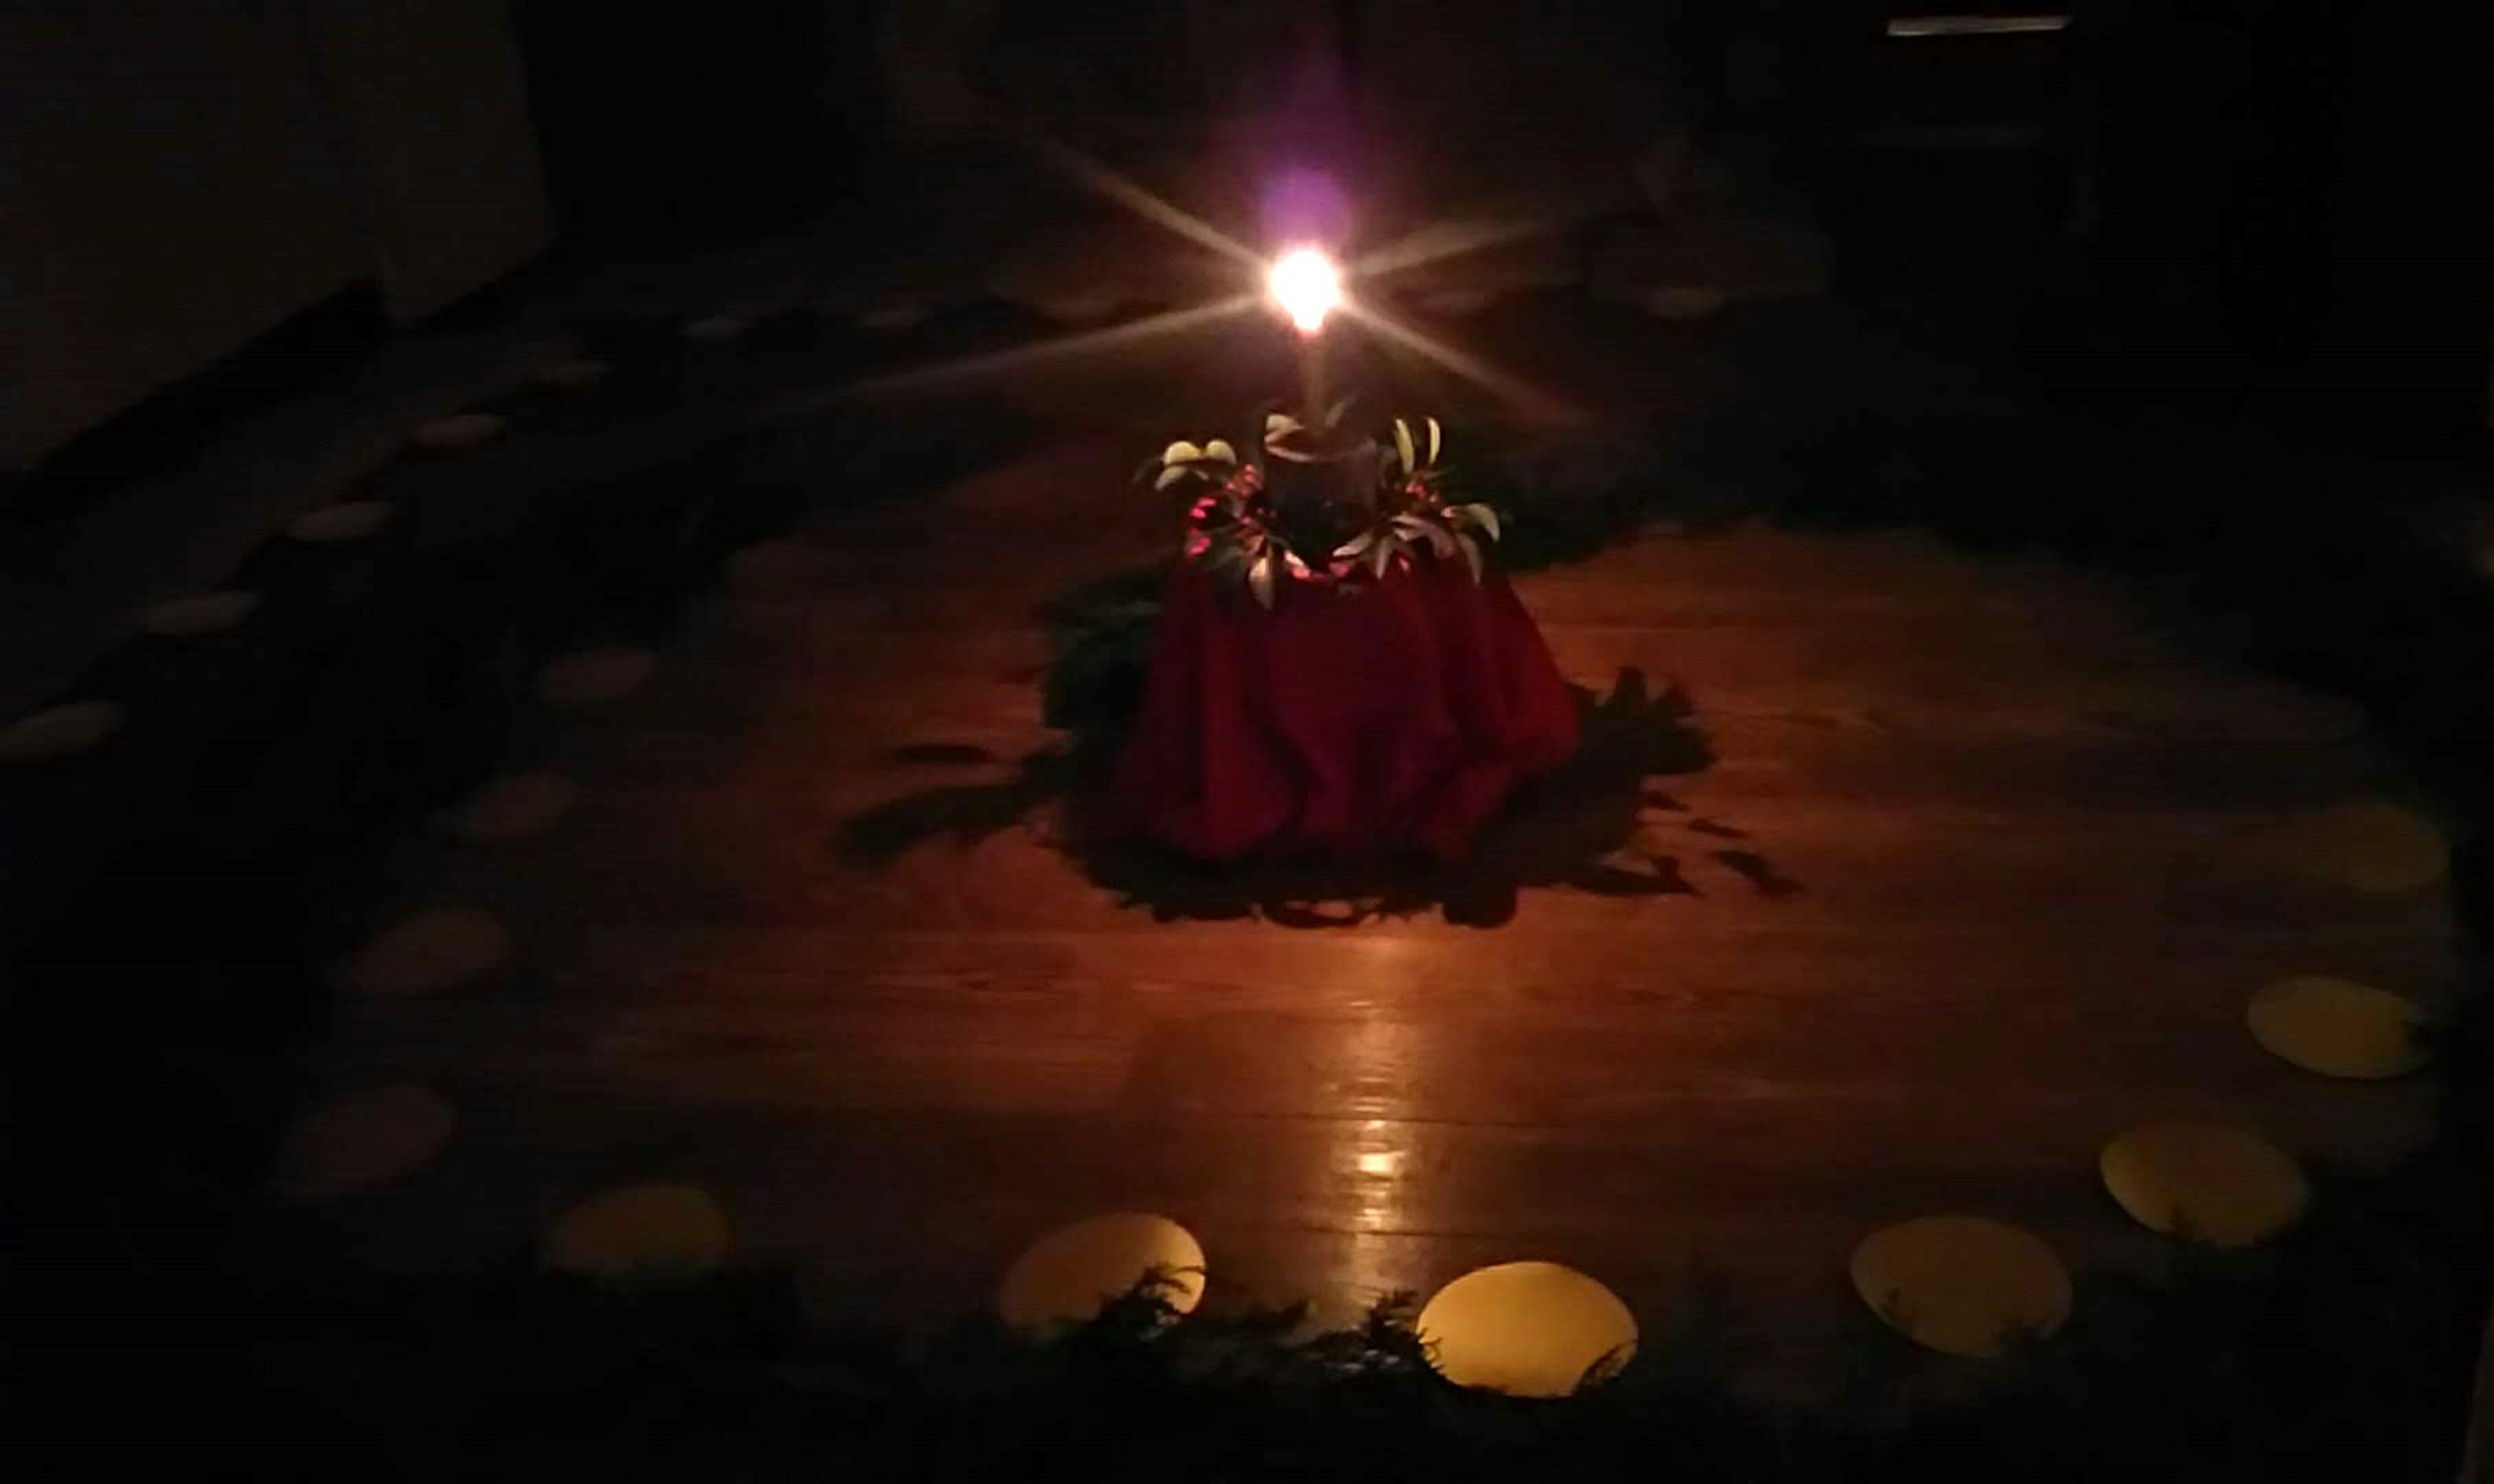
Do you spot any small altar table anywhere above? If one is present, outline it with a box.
[1113,555,1580,863]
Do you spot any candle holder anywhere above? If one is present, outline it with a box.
[1264,411,1380,564]
[1152,412,1502,609]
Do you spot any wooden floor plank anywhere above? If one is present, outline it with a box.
[307,442,2462,1376]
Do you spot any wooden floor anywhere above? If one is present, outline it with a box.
[305,434,2460,1380]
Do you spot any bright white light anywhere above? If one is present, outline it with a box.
[1268,247,1342,334]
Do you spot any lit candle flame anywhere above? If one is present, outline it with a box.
[1268,247,1342,334]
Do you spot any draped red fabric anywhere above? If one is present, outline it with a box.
[1113,557,1580,862]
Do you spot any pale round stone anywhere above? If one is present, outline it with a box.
[2292,802,2449,896]
[510,336,582,366]
[1417,1261,1639,1396]
[342,906,510,999]
[525,358,612,392]
[2101,1122,2310,1248]
[1850,1215,2072,1359]
[997,1213,1206,1333]
[140,590,259,638]
[2249,975,2432,1079]
[0,701,122,763]
[410,412,509,452]
[288,501,394,544]
[543,1183,731,1279]
[429,772,580,846]
[536,648,657,708]
[274,1083,455,1201]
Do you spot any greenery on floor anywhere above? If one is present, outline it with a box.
[189,1135,2488,1481]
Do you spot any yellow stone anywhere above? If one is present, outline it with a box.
[430,772,579,846]
[275,1083,455,1201]
[525,358,611,392]
[2297,802,2448,895]
[1417,1261,1639,1396]
[342,907,510,998]
[2248,975,2431,1079]
[410,412,508,451]
[288,501,394,544]
[997,1213,1205,1333]
[1850,1215,2072,1359]
[140,590,259,638]
[0,701,122,763]
[544,1183,731,1279]
[2101,1122,2310,1248]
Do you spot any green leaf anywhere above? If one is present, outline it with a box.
[1202,439,1237,464]
[1456,531,1483,583]
[1392,419,1415,475]
[1370,538,1395,579]
[1265,413,1302,438]
[1426,416,1442,465]
[1162,440,1203,466]
[1335,529,1379,559]
[1462,503,1502,541]
[1248,553,1276,609]
[1265,442,1318,464]
[1155,464,1195,490]
[1396,515,1454,559]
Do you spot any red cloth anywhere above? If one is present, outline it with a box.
[1113,557,1580,862]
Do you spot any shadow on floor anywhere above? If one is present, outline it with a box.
[839,668,1784,927]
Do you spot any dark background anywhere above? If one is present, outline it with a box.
[504,0,2491,436]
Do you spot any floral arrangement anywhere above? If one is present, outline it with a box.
[1150,407,1504,609]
